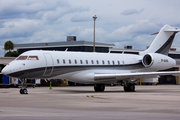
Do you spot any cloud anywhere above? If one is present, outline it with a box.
[0,19,43,39]
[32,30,65,43]
[0,45,5,56]
[121,8,144,16]
[1,0,180,57]
[0,0,64,19]
[70,15,91,22]
[113,34,154,50]
[42,6,89,22]
[0,0,91,52]
[107,20,158,42]
[63,26,93,41]
[0,0,89,22]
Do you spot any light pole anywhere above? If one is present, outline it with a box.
[93,15,97,52]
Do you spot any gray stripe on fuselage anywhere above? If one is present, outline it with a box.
[7,63,144,79]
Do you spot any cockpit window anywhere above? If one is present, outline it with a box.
[28,56,39,60]
[17,56,28,60]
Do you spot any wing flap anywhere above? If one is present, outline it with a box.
[94,71,180,81]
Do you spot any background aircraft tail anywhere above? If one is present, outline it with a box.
[140,25,180,56]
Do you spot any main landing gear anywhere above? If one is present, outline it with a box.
[94,83,135,92]
[124,83,135,92]
[94,84,105,92]
[19,78,28,94]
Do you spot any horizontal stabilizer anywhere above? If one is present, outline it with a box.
[151,28,180,35]
[164,28,180,32]
[94,71,180,81]
[151,32,159,35]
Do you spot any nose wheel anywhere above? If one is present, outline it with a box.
[20,88,28,94]
[19,78,28,94]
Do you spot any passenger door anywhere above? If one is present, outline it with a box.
[43,53,54,76]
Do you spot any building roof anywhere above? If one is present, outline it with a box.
[110,48,143,52]
[0,57,16,65]
[14,41,115,49]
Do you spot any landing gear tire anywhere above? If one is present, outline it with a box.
[94,84,105,92]
[20,88,28,94]
[124,83,135,92]
[19,78,28,94]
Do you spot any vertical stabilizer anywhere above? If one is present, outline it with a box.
[140,25,180,56]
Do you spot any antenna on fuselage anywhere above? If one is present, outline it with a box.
[65,48,68,52]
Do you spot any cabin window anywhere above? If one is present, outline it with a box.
[102,60,105,64]
[80,60,83,64]
[86,60,88,64]
[75,60,77,64]
[69,59,71,64]
[112,61,115,65]
[63,59,65,64]
[17,56,28,60]
[96,60,99,64]
[91,60,94,64]
[108,60,110,65]
[118,61,120,65]
[57,59,59,64]
[28,56,39,60]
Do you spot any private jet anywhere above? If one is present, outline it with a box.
[2,24,180,94]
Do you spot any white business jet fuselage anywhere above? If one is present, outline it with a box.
[2,24,180,94]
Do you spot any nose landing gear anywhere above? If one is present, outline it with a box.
[19,78,28,94]
[20,88,28,94]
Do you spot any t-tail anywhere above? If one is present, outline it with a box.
[140,24,180,56]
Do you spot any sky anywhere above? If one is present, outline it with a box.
[1,0,180,56]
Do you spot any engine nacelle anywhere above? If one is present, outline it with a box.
[142,53,176,70]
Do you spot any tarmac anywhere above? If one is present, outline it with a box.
[0,85,180,120]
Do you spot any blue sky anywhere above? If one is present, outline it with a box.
[1,0,180,56]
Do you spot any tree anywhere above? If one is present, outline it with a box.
[4,41,19,57]
[4,50,19,57]
[4,40,13,52]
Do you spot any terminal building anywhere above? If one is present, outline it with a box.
[1,36,180,85]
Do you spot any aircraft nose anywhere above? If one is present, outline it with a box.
[1,65,11,75]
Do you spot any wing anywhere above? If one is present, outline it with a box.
[94,71,180,81]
